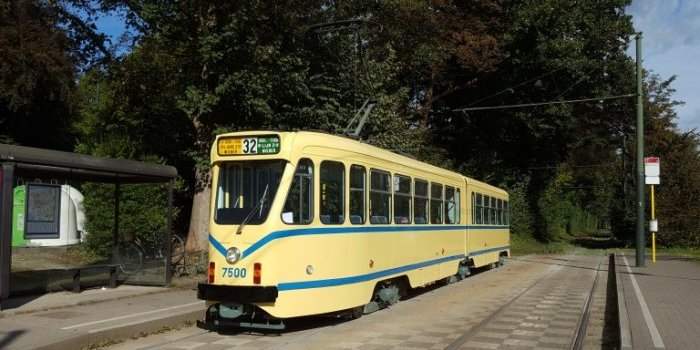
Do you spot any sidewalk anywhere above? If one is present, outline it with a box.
[0,286,203,350]
[617,252,700,350]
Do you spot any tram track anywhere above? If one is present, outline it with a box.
[446,253,606,350]
[444,262,563,350]
[100,254,611,350]
[570,254,605,350]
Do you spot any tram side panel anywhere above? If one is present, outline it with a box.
[465,184,510,268]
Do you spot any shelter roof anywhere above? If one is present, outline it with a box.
[0,143,177,183]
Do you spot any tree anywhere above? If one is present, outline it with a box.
[643,74,700,247]
[0,0,110,149]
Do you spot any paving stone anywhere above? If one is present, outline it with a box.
[80,255,608,350]
[461,340,500,349]
[475,330,510,339]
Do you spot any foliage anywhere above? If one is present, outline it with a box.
[82,182,173,258]
[5,0,700,250]
[504,178,535,237]
[0,0,111,149]
[644,75,700,247]
[510,233,572,256]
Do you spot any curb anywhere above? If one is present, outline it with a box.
[31,308,203,350]
[613,253,633,349]
[0,287,194,319]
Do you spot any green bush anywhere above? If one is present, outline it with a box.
[506,178,535,237]
[537,168,599,241]
[82,183,171,258]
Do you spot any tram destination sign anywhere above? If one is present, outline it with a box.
[218,135,280,156]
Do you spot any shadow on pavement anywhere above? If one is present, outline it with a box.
[0,330,26,349]
[571,237,625,249]
[215,315,349,336]
[0,293,43,311]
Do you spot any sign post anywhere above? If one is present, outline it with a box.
[635,33,645,267]
[644,156,660,263]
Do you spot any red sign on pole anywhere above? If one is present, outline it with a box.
[644,156,660,184]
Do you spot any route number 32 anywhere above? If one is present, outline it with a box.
[222,267,247,278]
[242,138,257,154]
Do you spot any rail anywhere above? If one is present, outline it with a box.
[570,254,606,350]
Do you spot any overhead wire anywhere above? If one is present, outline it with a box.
[465,66,568,107]
[453,94,634,112]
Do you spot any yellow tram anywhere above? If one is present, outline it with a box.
[197,131,510,329]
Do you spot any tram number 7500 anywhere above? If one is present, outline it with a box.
[222,267,247,278]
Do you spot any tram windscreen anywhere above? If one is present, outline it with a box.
[215,160,285,225]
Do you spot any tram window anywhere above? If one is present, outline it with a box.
[471,192,476,224]
[497,199,503,225]
[320,161,345,224]
[370,170,391,224]
[349,165,366,224]
[445,186,457,224]
[495,198,500,225]
[505,201,510,225]
[430,183,443,224]
[215,160,284,225]
[282,159,314,224]
[414,180,429,224]
[456,189,461,224]
[491,197,497,225]
[483,195,491,225]
[394,175,411,224]
[474,193,482,224]
[471,193,475,224]
[500,200,504,225]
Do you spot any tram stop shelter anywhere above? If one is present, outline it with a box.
[0,143,178,310]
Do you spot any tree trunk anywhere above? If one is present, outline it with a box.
[185,166,211,253]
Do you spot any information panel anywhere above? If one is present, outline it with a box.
[218,135,280,156]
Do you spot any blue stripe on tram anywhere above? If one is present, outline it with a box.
[208,228,509,291]
[277,254,466,291]
[277,244,509,291]
[209,225,509,260]
[209,233,228,257]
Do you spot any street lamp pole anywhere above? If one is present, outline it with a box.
[635,32,646,267]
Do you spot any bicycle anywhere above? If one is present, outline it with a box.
[114,231,185,274]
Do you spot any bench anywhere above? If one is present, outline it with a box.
[68,264,120,293]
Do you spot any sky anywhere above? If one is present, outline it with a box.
[94,9,130,56]
[627,0,700,131]
[92,2,699,131]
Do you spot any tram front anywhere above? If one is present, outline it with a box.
[198,131,297,330]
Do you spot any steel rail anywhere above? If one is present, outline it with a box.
[570,254,606,350]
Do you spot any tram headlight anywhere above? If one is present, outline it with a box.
[226,247,241,264]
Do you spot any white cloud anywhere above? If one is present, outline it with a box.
[628,0,700,57]
[628,0,700,131]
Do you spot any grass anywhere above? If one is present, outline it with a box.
[510,234,573,256]
[651,246,700,260]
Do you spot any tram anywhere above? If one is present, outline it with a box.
[197,131,510,329]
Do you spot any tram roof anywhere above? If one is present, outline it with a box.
[0,143,177,183]
[212,131,507,196]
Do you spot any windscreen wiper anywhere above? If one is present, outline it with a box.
[235,184,269,235]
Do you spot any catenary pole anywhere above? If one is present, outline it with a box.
[635,33,645,267]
